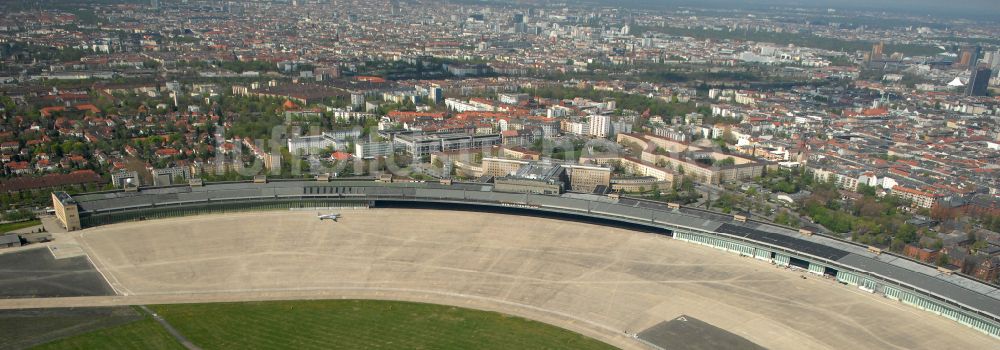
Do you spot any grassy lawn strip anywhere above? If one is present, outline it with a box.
[33,315,183,350]
[0,219,41,233]
[150,299,616,350]
[0,306,146,349]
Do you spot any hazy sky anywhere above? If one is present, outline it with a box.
[607,0,1000,19]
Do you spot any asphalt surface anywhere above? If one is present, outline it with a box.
[0,248,114,299]
[0,306,141,350]
[637,315,765,350]
[27,210,995,349]
[1,210,996,350]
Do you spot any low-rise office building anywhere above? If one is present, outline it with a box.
[482,157,528,177]
[610,176,673,193]
[288,130,363,155]
[893,186,943,209]
[111,169,139,188]
[562,164,612,193]
[395,132,501,158]
[354,141,395,159]
[494,163,566,195]
[152,167,191,187]
[52,191,81,231]
[615,133,767,185]
[484,158,611,193]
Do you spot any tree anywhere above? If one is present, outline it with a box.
[856,197,885,218]
[936,253,950,267]
[896,224,918,244]
[931,239,944,250]
[2,208,34,222]
[890,238,905,252]
[722,128,736,144]
[774,210,796,227]
[971,240,989,253]
[0,96,15,114]
[857,184,877,197]
[930,204,960,221]
[680,177,694,192]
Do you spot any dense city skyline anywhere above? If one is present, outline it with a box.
[1,1,999,349]
[593,0,1000,18]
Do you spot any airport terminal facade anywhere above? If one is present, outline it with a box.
[52,178,1000,339]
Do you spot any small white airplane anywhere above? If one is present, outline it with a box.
[317,213,341,221]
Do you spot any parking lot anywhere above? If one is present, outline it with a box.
[0,247,113,299]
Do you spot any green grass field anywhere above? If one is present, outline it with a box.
[32,300,615,350]
[34,316,182,350]
[0,306,147,349]
[0,219,40,233]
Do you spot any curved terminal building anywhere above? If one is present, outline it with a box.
[51,178,1000,341]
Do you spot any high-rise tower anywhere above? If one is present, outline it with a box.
[966,65,992,97]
